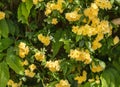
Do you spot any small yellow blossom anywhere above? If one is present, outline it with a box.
[0,11,5,20]
[92,40,102,50]
[38,34,50,46]
[95,75,100,84]
[25,69,35,78]
[45,1,64,16]
[18,42,29,58]
[72,26,79,34]
[7,79,22,87]
[21,59,29,66]
[33,0,39,5]
[45,60,60,72]
[65,11,81,22]
[95,33,104,41]
[7,79,14,86]
[55,80,70,87]
[45,9,52,16]
[88,78,95,82]
[51,18,58,25]
[113,36,119,45]
[91,62,104,73]
[95,0,112,9]
[29,64,36,71]
[91,17,100,27]
[34,52,45,61]
[69,49,92,64]
[84,3,99,20]
[74,70,87,84]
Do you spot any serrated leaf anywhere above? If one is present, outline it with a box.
[6,54,24,75]
[0,61,10,87]
[0,19,9,38]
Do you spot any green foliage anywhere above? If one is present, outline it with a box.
[18,0,33,24]
[0,0,120,87]
[0,38,13,52]
[100,66,120,87]
[0,61,9,87]
[0,19,9,38]
[6,47,24,75]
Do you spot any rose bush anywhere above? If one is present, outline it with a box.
[0,0,120,87]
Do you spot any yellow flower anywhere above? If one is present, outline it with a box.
[25,69,35,78]
[84,3,99,20]
[45,60,60,72]
[51,18,58,25]
[91,17,100,27]
[69,49,92,64]
[18,42,29,58]
[55,80,70,87]
[45,1,64,16]
[29,64,36,71]
[95,0,112,9]
[97,20,112,35]
[95,75,100,84]
[0,11,5,20]
[7,80,14,86]
[38,34,50,46]
[113,36,119,45]
[7,80,22,87]
[92,40,102,50]
[45,9,52,16]
[72,26,79,34]
[65,11,81,22]
[95,33,104,41]
[91,62,104,73]
[74,70,87,84]
[21,59,29,66]
[34,52,45,61]
[88,78,95,82]
[33,0,39,5]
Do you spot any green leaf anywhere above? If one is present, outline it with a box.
[18,1,33,24]
[60,38,72,53]
[7,20,15,36]
[21,3,29,21]
[0,19,9,38]
[0,61,10,87]
[52,29,63,58]
[108,67,120,87]
[47,81,58,87]
[101,67,120,87]
[76,35,82,42]
[100,69,111,87]
[25,0,33,14]
[6,54,24,75]
[0,38,13,52]
[18,3,22,22]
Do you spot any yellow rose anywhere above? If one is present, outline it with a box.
[113,36,119,45]
[0,11,5,20]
